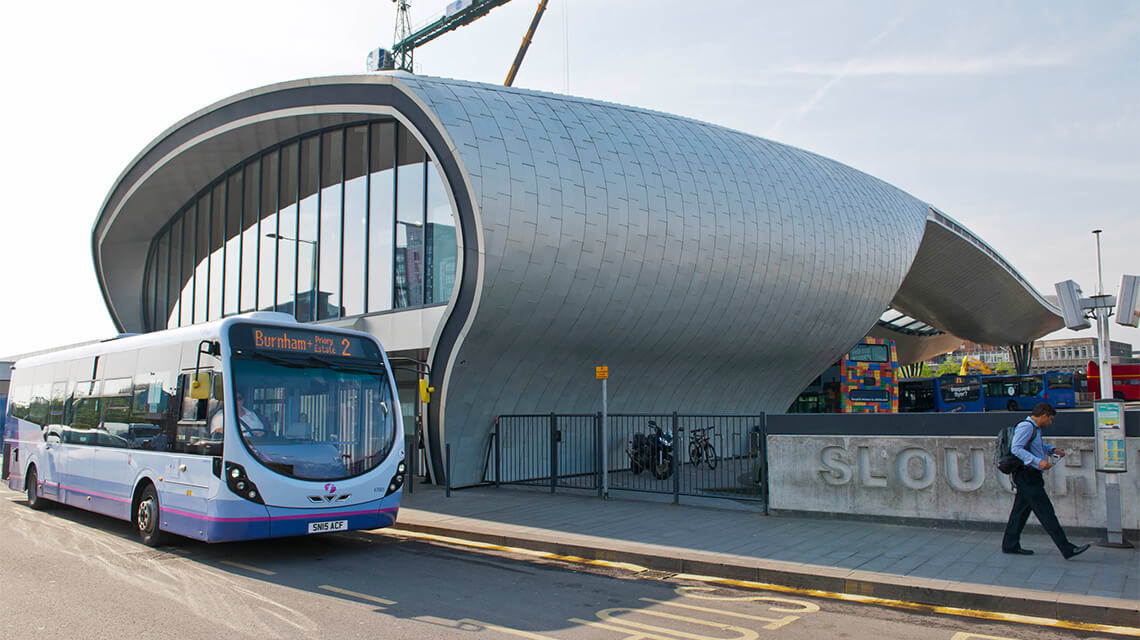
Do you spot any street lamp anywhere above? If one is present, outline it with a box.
[265,232,318,320]
[265,232,315,245]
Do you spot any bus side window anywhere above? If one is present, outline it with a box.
[49,381,67,425]
[177,372,222,456]
[69,381,102,432]
[132,347,178,452]
[180,373,209,422]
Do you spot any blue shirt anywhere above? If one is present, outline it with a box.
[1011,417,1056,469]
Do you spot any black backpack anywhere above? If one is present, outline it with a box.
[995,420,1034,474]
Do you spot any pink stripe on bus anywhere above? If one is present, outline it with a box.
[163,506,398,523]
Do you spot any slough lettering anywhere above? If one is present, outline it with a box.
[818,444,1095,494]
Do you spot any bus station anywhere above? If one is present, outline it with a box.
[2,2,1138,636]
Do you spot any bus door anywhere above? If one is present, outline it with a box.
[38,426,64,500]
[61,382,100,505]
[166,372,219,506]
[91,377,137,515]
[35,380,69,500]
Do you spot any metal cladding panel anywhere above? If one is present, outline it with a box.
[398,77,930,485]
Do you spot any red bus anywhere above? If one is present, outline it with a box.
[1087,361,1140,401]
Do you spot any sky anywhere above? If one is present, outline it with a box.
[0,0,1137,359]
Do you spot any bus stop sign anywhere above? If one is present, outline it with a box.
[1094,400,1126,473]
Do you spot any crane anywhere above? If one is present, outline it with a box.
[504,0,548,86]
[373,0,549,87]
[958,356,994,376]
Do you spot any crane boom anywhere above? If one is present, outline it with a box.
[392,0,516,72]
[504,0,548,86]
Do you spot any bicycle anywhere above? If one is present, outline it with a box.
[686,425,718,470]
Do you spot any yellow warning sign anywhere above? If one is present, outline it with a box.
[595,366,609,380]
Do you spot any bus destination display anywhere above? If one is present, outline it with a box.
[251,328,371,359]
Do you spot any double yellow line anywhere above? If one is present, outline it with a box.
[383,529,1140,638]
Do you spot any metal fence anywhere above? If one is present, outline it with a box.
[486,413,767,505]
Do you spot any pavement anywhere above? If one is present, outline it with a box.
[393,482,1140,628]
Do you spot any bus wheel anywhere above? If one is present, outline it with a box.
[1006,400,1018,411]
[25,466,48,511]
[135,485,168,547]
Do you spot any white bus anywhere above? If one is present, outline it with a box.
[2,313,405,545]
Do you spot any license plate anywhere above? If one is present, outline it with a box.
[308,519,348,534]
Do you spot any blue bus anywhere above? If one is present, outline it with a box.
[980,372,1078,411]
[2,313,405,545]
[899,374,984,412]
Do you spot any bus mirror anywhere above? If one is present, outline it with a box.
[190,372,211,400]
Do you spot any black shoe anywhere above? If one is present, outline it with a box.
[1002,547,1034,555]
[1064,543,1090,560]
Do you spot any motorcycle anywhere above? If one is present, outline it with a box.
[626,420,674,480]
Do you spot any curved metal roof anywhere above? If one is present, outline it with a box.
[92,74,1067,484]
[888,209,1063,345]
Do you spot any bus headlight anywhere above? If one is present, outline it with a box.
[384,458,406,497]
[224,462,264,505]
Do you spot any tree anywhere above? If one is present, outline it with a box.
[933,357,963,376]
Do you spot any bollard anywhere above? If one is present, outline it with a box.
[672,412,680,505]
[759,414,769,514]
[494,419,502,488]
[405,434,415,495]
[445,443,452,498]
[550,412,558,494]
[596,412,603,498]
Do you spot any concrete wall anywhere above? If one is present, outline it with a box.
[767,421,1139,531]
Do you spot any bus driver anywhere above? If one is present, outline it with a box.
[210,391,267,439]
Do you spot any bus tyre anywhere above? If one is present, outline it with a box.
[25,466,48,511]
[135,485,168,547]
[1006,399,1018,411]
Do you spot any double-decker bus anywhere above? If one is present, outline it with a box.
[899,374,984,412]
[979,373,1078,411]
[789,337,899,413]
[2,313,405,545]
[1088,361,1140,401]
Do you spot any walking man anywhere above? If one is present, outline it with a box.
[1002,403,1090,559]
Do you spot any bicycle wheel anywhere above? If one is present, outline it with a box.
[704,442,719,470]
[689,442,702,467]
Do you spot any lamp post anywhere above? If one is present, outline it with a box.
[266,232,318,319]
[1055,230,1132,549]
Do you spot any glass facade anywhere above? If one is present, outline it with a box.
[145,119,458,330]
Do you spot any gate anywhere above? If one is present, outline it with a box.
[487,413,767,504]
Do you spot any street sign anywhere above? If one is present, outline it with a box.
[595,366,608,380]
[1094,400,1127,473]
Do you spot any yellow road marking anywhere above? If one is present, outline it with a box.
[566,616,696,640]
[318,584,396,606]
[639,598,800,629]
[459,618,559,639]
[594,605,762,639]
[219,560,276,575]
[382,528,1140,637]
[673,587,820,612]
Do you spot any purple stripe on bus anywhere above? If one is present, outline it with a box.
[163,505,398,523]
